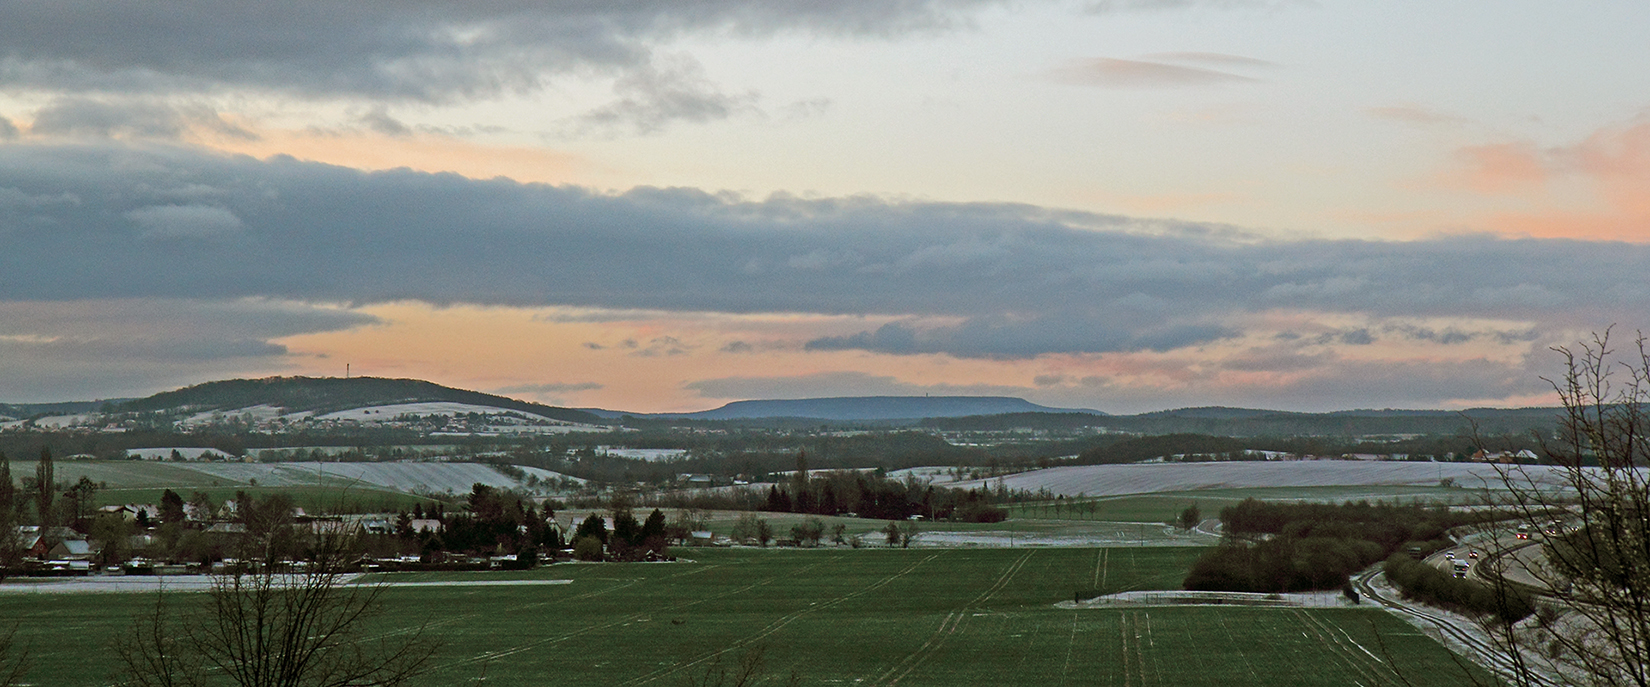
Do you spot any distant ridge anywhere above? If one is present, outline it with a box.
[589,396,1104,422]
[117,376,605,425]
[0,399,134,419]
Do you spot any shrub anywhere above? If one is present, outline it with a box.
[1383,554,1534,624]
[572,535,604,562]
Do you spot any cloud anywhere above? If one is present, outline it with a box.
[804,319,1238,359]
[0,116,17,140]
[0,298,377,402]
[125,204,245,240]
[568,57,760,136]
[29,98,257,140]
[1085,0,1300,11]
[358,106,413,137]
[1367,104,1463,126]
[0,1,1005,103]
[631,336,693,357]
[1046,57,1259,88]
[1432,119,1650,242]
[1449,142,1550,194]
[684,371,1034,400]
[1141,52,1275,68]
[2,143,1649,361]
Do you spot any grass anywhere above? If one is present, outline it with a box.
[1006,485,1491,524]
[0,547,1497,686]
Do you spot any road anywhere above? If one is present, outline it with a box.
[1353,566,1557,687]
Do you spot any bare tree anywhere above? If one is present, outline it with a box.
[32,447,52,530]
[0,624,28,687]
[1482,330,1650,687]
[684,646,799,687]
[118,527,438,687]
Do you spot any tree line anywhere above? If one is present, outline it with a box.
[1183,498,1474,593]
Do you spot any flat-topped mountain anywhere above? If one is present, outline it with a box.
[588,396,1104,421]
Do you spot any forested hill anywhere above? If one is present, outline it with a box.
[117,376,604,424]
[0,399,132,419]
[924,405,1564,437]
[596,396,1102,421]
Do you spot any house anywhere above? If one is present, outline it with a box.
[98,504,162,522]
[48,539,93,560]
[14,526,46,558]
[1471,449,1538,463]
[408,518,444,534]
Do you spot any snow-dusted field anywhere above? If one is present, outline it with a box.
[126,447,238,461]
[600,448,687,461]
[17,459,584,495]
[918,527,1216,548]
[1063,589,1357,609]
[30,413,95,428]
[183,462,580,494]
[0,575,574,595]
[949,460,1563,497]
[181,404,302,428]
[315,402,573,425]
[886,466,969,484]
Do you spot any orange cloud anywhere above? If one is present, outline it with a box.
[1423,120,1650,242]
[1448,142,1549,194]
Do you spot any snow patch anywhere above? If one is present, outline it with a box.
[126,447,238,461]
[315,402,572,424]
[599,448,687,461]
[31,414,95,428]
[180,462,584,494]
[181,405,303,428]
[1063,589,1357,609]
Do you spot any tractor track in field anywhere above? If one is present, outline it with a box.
[622,553,940,687]
[1293,609,1394,686]
[1120,610,1153,687]
[1216,613,1260,685]
[438,561,813,673]
[869,549,1036,686]
[1060,612,1079,687]
[403,564,726,645]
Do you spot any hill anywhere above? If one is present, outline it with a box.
[117,376,605,425]
[0,399,135,420]
[925,405,1561,437]
[1104,406,1561,437]
[592,396,1102,421]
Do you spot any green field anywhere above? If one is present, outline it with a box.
[1006,485,1488,524]
[1,547,1495,686]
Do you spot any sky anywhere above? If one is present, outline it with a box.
[2,0,1649,413]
